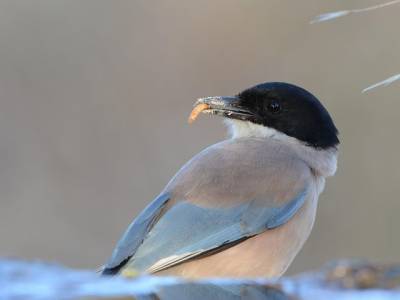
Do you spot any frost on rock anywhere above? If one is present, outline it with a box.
[2,259,400,299]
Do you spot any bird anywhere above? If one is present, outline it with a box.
[101,82,339,279]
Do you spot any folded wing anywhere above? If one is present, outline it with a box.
[102,138,313,275]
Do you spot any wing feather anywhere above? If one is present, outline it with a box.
[136,186,309,273]
[102,138,314,275]
[102,193,170,274]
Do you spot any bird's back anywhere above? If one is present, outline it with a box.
[104,137,320,277]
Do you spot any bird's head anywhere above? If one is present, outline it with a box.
[190,82,339,150]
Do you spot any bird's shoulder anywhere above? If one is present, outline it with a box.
[163,137,313,207]
[103,138,314,275]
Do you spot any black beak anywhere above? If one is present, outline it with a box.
[194,96,255,122]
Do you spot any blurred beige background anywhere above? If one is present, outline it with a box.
[0,0,399,275]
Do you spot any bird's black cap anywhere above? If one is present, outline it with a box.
[237,82,339,149]
[196,82,339,150]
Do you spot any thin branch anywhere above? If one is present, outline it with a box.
[362,73,400,93]
[311,0,400,23]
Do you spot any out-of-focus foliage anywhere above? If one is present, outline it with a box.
[363,73,400,93]
[312,0,400,23]
[312,0,400,92]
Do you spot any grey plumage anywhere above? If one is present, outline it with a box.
[102,82,339,278]
[103,137,319,276]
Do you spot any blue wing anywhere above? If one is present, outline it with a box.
[102,138,313,275]
[102,193,170,274]
[102,186,308,275]
[128,187,308,273]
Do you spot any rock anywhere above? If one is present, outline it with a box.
[1,258,400,299]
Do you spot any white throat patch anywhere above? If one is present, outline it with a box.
[224,119,287,140]
[224,119,338,178]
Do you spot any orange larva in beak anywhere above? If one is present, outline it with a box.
[188,103,210,124]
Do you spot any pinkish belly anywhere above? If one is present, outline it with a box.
[156,193,318,279]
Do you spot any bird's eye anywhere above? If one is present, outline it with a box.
[267,100,281,114]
